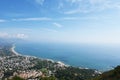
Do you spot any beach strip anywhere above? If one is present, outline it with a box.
[11,44,21,56]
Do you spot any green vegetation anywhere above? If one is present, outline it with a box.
[55,66,98,80]
[40,76,57,80]
[30,59,56,70]
[10,66,120,80]
[9,76,25,80]
[91,66,120,80]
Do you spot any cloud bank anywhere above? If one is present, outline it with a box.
[59,0,120,14]
[53,22,63,28]
[0,32,28,39]
[12,17,51,21]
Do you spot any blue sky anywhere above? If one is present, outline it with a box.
[0,0,120,44]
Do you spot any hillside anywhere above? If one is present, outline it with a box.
[9,66,120,80]
[92,66,120,80]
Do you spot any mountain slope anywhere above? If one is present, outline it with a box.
[92,66,120,80]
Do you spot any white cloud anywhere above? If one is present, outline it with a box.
[62,16,102,20]
[14,34,28,39]
[35,0,44,5]
[12,17,51,21]
[0,19,6,22]
[64,9,80,14]
[62,0,120,14]
[89,0,106,4]
[44,28,58,32]
[62,17,79,20]
[0,32,28,39]
[0,32,10,38]
[66,0,82,3]
[53,22,63,28]
[64,8,93,14]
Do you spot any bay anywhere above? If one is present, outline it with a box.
[15,42,120,71]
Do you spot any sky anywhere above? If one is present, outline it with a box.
[0,0,120,44]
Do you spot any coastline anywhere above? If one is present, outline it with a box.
[10,44,103,75]
[11,44,21,56]
[11,44,68,67]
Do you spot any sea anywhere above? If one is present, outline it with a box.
[15,42,120,71]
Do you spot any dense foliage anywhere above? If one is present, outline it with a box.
[55,66,97,80]
[40,76,57,80]
[9,76,25,80]
[91,66,120,80]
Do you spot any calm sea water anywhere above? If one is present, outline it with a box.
[15,42,120,71]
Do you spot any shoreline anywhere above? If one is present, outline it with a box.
[11,44,21,56]
[10,44,104,73]
[11,44,68,67]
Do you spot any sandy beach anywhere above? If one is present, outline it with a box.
[11,44,21,56]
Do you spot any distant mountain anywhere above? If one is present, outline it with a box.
[92,66,120,80]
